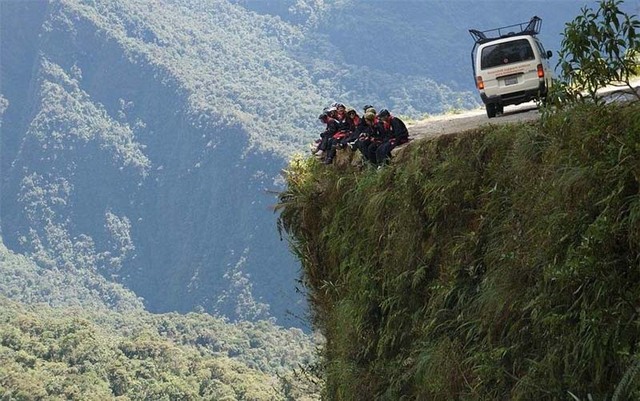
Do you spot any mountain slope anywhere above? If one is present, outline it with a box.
[0,294,320,400]
[0,0,600,324]
[1,0,314,322]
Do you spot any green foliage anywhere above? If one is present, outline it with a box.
[0,238,144,311]
[0,296,322,400]
[10,57,149,281]
[278,101,640,399]
[0,236,321,399]
[557,0,640,101]
[3,9,306,319]
[54,0,326,157]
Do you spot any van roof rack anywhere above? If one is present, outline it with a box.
[468,16,542,81]
[469,16,541,44]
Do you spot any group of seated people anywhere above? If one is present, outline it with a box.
[311,103,410,166]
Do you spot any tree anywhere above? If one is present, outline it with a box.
[557,0,640,102]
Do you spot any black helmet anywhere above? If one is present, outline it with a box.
[377,109,390,118]
[363,104,374,112]
[318,112,328,120]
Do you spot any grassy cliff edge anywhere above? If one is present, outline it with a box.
[278,102,640,400]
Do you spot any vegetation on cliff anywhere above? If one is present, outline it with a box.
[278,99,640,399]
[278,2,640,398]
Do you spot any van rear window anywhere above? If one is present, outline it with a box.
[481,39,535,69]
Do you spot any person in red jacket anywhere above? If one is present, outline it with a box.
[346,108,360,134]
[334,103,346,120]
[333,103,351,136]
[374,109,409,166]
[337,108,361,149]
[323,103,354,164]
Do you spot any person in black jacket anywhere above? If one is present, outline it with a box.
[374,109,409,166]
[339,108,361,148]
[332,104,351,137]
[345,105,372,144]
[313,111,338,160]
[357,110,383,163]
[324,103,356,164]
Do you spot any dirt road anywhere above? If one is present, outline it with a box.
[407,102,540,141]
[406,79,640,141]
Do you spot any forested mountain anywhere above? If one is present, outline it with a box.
[2,0,626,398]
[0,238,143,312]
[1,0,316,323]
[0,235,322,399]
[1,0,600,325]
[238,0,604,93]
[0,294,321,400]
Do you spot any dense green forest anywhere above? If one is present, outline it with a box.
[0,238,142,312]
[0,239,320,400]
[278,100,640,400]
[2,0,312,321]
[0,294,321,400]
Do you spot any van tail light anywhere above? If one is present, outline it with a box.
[537,64,545,78]
[476,76,484,90]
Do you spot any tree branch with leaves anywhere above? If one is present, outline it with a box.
[558,0,640,102]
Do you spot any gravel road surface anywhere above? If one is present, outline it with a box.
[405,79,640,142]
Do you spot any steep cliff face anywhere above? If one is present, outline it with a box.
[278,102,640,399]
[1,1,307,323]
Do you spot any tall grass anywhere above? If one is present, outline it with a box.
[278,101,640,400]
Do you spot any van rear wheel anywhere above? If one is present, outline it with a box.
[486,104,497,118]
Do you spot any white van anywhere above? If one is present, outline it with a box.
[470,16,554,118]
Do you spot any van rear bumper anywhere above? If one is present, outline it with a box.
[480,81,547,106]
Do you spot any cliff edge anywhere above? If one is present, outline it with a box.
[278,101,640,400]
